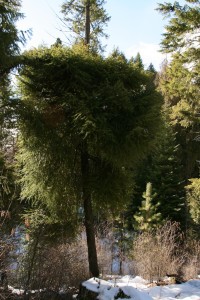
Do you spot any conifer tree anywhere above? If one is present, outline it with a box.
[61,0,110,52]
[60,0,110,275]
[134,182,162,231]
[147,63,156,74]
[0,0,28,140]
[0,0,27,233]
[129,53,144,70]
[157,0,200,63]
[0,0,26,73]
[17,46,162,277]
[186,178,200,226]
[129,124,186,229]
[150,125,186,226]
[157,0,200,184]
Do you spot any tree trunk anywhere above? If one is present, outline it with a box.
[81,148,99,277]
[85,0,90,45]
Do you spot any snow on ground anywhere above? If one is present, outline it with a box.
[8,276,200,299]
[82,276,200,300]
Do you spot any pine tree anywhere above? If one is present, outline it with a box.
[186,178,200,226]
[129,52,144,70]
[134,182,162,231]
[147,63,156,74]
[0,0,27,234]
[157,0,200,185]
[150,125,186,226]
[17,45,162,277]
[129,124,186,229]
[61,0,110,52]
[0,0,26,124]
[0,0,27,75]
[157,0,200,62]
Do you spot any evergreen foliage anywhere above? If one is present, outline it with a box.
[158,58,199,133]
[134,182,162,231]
[17,45,162,208]
[0,0,27,234]
[186,178,200,225]
[17,45,162,275]
[0,0,27,74]
[129,124,186,229]
[0,0,27,132]
[0,153,21,234]
[129,53,144,70]
[61,0,110,52]
[157,0,200,61]
[150,127,186,225]
[147,63,156,74]
[157,0,200,183]
[109,48,127,63]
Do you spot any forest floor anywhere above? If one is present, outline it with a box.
[81,275,200,300]
[5,275,200,300]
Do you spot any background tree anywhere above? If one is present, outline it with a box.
[157,0,200,232]
[129,52,144,70]
[128,123,186,230]
[134,182,162,231]
[156,0,200,62]
[157,0,200,173]
[61,0,110,52]
[0,0,28,234]
[186,178,200,231]
[17,45,162,277]
[0,0,27,74]
[0,0,26,139]
[158,58,200,180]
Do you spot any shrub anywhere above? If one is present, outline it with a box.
[16,235,89,292]
[131,221,185,282]
[182,239,200,280]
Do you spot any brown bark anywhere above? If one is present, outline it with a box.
[81,147,99,277]
[85,0,91,46]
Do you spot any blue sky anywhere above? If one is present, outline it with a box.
[17,0,177,70]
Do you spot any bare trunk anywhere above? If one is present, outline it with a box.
[83,0,99,278]
[81,147,99,277]
[85,0,90,45]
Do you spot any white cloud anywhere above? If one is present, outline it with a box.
[125,42,168,70]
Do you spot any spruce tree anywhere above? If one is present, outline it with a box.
[129,124,186,229]
[150,125,186,226]
[134,182,162,231]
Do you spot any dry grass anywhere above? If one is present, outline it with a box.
[131,222,185,282]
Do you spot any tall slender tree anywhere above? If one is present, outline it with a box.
[61,0,110,276]
[61,0,110,52]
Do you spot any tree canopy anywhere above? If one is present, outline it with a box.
[157,0,200,181]
[17,45,162,275]
[61,0,110,52]
[157,0,200,61]
[0,0,27,75]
